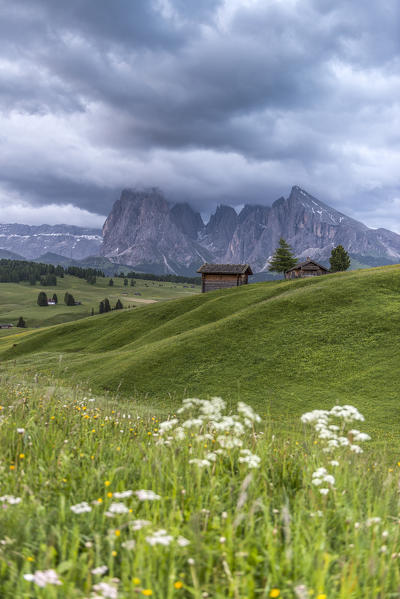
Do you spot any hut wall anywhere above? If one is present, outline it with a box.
[202,273,241,292]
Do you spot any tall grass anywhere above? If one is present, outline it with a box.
[1,379,400,598]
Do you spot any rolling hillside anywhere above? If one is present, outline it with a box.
[0,275,199,329]
[1,265,400,433]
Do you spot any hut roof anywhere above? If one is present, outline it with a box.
[285,259,329,273]
[197,263,253,275]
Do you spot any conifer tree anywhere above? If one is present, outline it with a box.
[268,238,297,277]
[99,301,104,314]
[124,278,128,286]
[37,291,48,306]
[104,298,111,313]
[115,299,123,310]
[52,293,58,304]
[17,316,26,328]
[66,293,75,306]
[329,245,351,272]
[109,278,114,287]
[130,279,136,287]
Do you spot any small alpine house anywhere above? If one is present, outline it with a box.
[197,263,253,293]
[285,258,329,280]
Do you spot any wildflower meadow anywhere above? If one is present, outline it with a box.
[1,379,400,598]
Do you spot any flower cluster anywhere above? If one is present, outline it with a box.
[301,404,371,496]
[301,405,370,454]
[23,569,61,587]
[159,397,261,469]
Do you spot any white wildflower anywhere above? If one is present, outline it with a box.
[17,428,25,434]
[0,495,21,505]
[329,460,340,466]
[92,581,118,598]
[301,409,329,424]
[216,435,243,449]
[349,444,363,453]
[159,419,178,433]
[131,519,151,531]
[106,502,129,515]
[23,569,61,587]
[70,501,91,514]
[91,565,108,576]
[113,490,133,499]
[366,517,381,527]
[189,458,211,467]
[135,490,161,501]
[182,418,204,428]
[319,488,330,495]
[145,529,173,546]
[237,402,261,423]
[121,539,136,550]
[205,452,217,462]
[238,450,261,469]
[177,536,190,547]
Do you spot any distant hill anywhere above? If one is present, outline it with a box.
[0,223,102,260]
[0,248,25,260]
[3,265,400,431]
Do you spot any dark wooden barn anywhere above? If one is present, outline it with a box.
[197,263,253,293]
[285,258,329,280]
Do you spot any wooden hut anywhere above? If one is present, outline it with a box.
[285,258,329,280]
[197,263,253,293]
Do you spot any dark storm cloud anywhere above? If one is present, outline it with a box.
[0,0,399,230]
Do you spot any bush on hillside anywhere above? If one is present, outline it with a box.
[16,316,26,328]
[37,291,48,306]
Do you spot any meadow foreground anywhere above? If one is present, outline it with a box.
[1,379,400,598]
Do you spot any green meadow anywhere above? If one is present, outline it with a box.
[1,265,400,445]
[2,265,400,597]
[1,379,400,598]
[0,275,199,329]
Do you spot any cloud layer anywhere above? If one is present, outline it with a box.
[0,0,399,230]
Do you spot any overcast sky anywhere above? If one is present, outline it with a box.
[0,0,399,231]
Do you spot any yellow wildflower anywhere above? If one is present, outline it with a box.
[174,581,183,589]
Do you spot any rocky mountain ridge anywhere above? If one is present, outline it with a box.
[101,186,400,274]
[2,186,400,275]
[0,224,102,260]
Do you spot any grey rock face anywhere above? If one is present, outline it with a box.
[0,223,102,260]
[170,202,204,239]
[101,188,212,274]
[202,205,238,258]
[101,185,400,274]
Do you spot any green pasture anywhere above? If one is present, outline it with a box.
[1,265,400,445]
[0,275,199,329]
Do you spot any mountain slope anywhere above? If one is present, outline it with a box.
[101,188,212,274]
[2,265,400,430]
[0,224,102,260]
[101,186,400,274]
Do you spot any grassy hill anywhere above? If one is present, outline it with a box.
[0,275,199,329]
[1,265,400,437]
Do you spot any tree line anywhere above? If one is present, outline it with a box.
[0,258,104,285]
